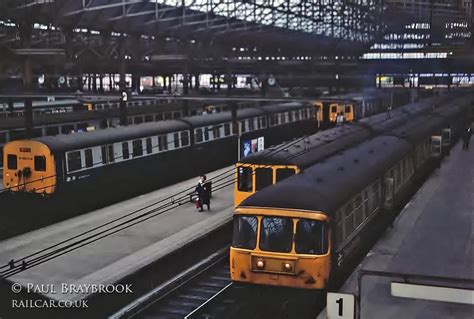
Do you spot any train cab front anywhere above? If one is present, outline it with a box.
[3,140,56,195]
[230,208,331,290]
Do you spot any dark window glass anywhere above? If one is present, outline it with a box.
[280,113,286,124]
[195,128,203,143]
[237,166,253,192]
[46,126,60,136]
[232,216,258,249]
[345,105,351,113]
[288,111,293,122]
[158,135,168,151]
[108,145,115,163]
[213,126,221,139]
[240,121,246,132]
[67,151,82,172]
[84,149,93,168]
[224,123,231,136]
[255,168,272,191]
[144,115,153,122]
[101,145,107,164]
[248,118,255,131]
[295,219,328,255]
[34,155,46,171]
[10,130,26,140]
[173,111,180,119]
[331,106,337,113]
[0,132,6,143]
[259,217,293,253]
[295,111,300,121]
[181,131,189,146]
[7,154,17,170]
[32,128,42,137]
[122,142,129,159]
[155,113,164,121]
[146,138,153,154]
[276,168,295,182]
[164,112,172,120]
[133,140,143,157]
[204,128,210,141]
[134,116,144,124]
[0,146,3,167]
[174,133,180,148]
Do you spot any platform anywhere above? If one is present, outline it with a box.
[0,166,235,302]
[318,140,473,318]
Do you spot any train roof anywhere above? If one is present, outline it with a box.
[34,119,189,152]
[240,135,411,215]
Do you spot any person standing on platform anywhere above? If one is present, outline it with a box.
[195,175,210,212]
[462,127,472,150]
[336,112,344,126]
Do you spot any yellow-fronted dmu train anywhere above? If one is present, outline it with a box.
[230,96,471,290]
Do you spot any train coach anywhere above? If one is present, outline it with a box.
[229,97,471,290]
[2,102,316,208]
[234,94,466,206]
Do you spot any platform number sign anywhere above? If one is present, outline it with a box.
[327,293,355,319]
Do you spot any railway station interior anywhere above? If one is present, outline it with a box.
[0,1,473,318]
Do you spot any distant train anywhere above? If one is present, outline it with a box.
[2,102,316,209]
[230,95,472,290]
[234,94,459,206]
[0,100,255,169]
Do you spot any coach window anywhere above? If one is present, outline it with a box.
[134,116,144,125]
[34,156,46,172]
[237,166,253,192]
[84,149,93,168]
[295,219,328,255]
[345,105,351,113]
[108,145,115,163]
[67,151,82,172]
[145,138,153,154]
[158,135,168,151]
[354,196,363,226]
[260,117,267,128]
[174,133,180,148]
[213,126,221,139]
[248,118,255,131]
[7,154,17,170]
[295,110,300,121]
[164,113,172,120]
[173,112,181,119]
[224,123,231,136]
[181,131,189,146]
[195,128,203,143]
[255,168,272,191]
[276,168,295,182]
[155,114,164,121]
[232,216,258,250]
[204,127,210,141]
[122,142,130,160]
[0,132,6,144]
[259,217,293,253]
[331,106,338,114]
[61,125,74,134]
[288,111,293,122]
[280,113,286,124]
[145,115,153,123]
[132,140,143,157]
[46,126,59,136]
[240,121,246,133]
[101,146,108,164]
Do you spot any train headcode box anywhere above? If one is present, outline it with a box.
[327,292,355,319]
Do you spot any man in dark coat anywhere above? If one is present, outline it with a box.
[195,175,210,211]
[462,127,472,150]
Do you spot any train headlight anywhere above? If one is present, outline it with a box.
[256,260,265,269]
[283,262,292,271]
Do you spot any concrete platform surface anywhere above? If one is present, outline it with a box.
[319,141,473,319]
[0,165,235,302]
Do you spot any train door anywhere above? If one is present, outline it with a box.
[343,103,354,122]
[329,103,340,124]
[384,176,394,209]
